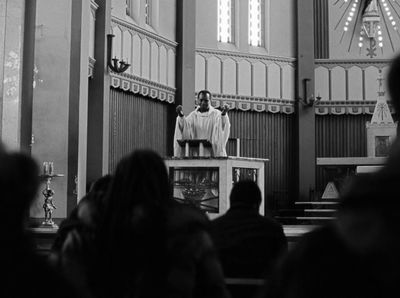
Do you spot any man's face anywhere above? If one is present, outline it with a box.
[198,93,211,111]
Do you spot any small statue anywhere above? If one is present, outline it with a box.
[43,188,56,225]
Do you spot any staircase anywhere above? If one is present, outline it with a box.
[275,200,339,225]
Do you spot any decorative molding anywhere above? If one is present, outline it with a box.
[192,94,397,116]
[111,17,177,51]
[315,100,396,115]
[88,56,96,78]
[90,0,99,16]
[90,0,99,11]
[315,59,390,70]
[196,47,296,66]
[110,72,175,104]
[205,93,295,114]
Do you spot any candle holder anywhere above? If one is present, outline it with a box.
[39,162,64,229]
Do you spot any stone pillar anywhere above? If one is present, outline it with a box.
[68,0,91,210]
[20,0,36,154]
[296,0,316,201]
[176,0,196,115]
[87,0,111,188]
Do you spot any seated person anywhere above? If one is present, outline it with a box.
[261,174,400,298]
[210,180,288,279]
[174,90,230,157]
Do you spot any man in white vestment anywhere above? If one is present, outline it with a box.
[174,90,230,157]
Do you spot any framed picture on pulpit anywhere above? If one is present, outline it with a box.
[170,167,220,213]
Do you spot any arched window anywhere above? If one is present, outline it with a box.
[218,0,234,43]
[249,0,264,46]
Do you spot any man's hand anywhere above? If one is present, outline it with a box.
[176,105,184,117]
[221,103,229,115]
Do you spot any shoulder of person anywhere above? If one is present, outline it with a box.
[167,202,210,232]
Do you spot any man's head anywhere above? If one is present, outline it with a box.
[230,180,262,210]
[197,90,211,112]
[388,53,400,113]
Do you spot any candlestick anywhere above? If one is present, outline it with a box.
[39,162,64,229]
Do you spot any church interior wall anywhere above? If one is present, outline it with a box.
[314,63,391,102]
[195,53,296,101]
[228,110,295,209]
[3,0,400,219]
[329,0,400,60]
[268,0,296,57]
[27,0,75,219]
[110,2,177,90]
[195,0,296,114]
[0,0,24,150]
[107,0,177,173]
[108,89,174,172]
[315,114,372,193]
[196,0,295,58]
[111,0,176,41]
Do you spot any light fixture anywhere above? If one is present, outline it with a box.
[298,79,320,107]
[107,34,131,73]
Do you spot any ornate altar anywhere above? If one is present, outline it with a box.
[166,141,268,219]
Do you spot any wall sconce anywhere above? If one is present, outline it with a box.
[299,78,320,107]
[107,34,130,73]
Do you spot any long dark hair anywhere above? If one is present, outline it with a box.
[96,150,171,298]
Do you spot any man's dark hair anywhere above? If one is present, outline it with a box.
[388,53,400,113]
[197,90,211,99]
[230,180,262,208]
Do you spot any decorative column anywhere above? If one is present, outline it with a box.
[296,0,316,201]
[87,0,111,189]
[176,0,196,115]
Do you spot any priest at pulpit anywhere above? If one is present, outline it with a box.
[174,90,231,157]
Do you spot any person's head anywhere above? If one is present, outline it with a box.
[77,174,113,228]
[388,53,400,113]
[230,180,262,210]
[98,150,170,297]
[105,150,171,226]
[337,173,400,255]
[0,153,39,226]
[197,90,211,111]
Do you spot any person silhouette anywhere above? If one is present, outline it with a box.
[0,150,83,298]
[92,150,229,298]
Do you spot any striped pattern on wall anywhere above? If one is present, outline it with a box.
[227,110,296,209]
[314,0,329,59]
[316,114,371,192]
[109,89,174,172]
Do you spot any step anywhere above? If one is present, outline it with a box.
[303,210,337,217]
[295,201,339,205]
[296,216,336,220]
[275,216,304,225]
[303,209,337,212]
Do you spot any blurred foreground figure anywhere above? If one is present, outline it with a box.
[0,150,82,298]
[260,53,400,298]
[92,150,230,298]
[51,174,113,296]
